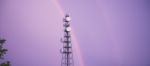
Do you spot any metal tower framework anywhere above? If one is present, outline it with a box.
[61,14,74,66]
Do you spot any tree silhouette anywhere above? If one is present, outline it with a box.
[0,38,11,66]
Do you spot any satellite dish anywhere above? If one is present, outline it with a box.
[64,14,71,22]
[66,27,71,32]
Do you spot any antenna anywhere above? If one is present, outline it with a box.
[61,14,74,66]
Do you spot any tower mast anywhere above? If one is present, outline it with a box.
[61,14,74,66]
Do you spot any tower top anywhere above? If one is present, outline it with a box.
[64,14,71,22]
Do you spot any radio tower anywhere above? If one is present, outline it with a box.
[60,14,74,66]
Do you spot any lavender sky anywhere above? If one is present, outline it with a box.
[0,0,150,66]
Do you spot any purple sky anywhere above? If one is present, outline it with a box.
[0,0,150,66]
